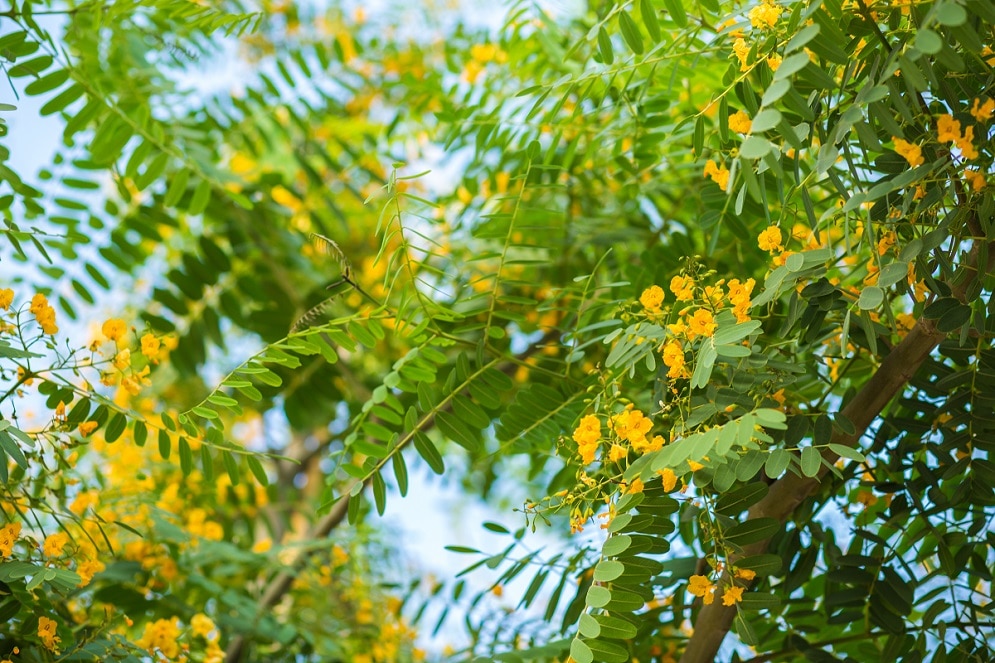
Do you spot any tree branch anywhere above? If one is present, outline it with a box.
[679,234,994,662]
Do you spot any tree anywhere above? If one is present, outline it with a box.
[1,0,994,660]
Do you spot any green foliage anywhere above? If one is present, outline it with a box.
[2,0,995,660]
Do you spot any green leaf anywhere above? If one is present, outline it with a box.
[585,585,611,608]
[413,432,445,474]
[597,27,614,65]
[436,410,480,451]
[0,432,27,469]
[247,455,269,485]
[618,11,644,54]
[829,443,866,462]
[740,136,772,159]
[716,482,769,515]
[750,109,781,133]
[724,518,781,546]
[662,0,688,27]
[594,560,624,582]
[594,614,638,639]
[603,535,633,557]
[223,451,240,485]
[800,446,821,477]
[158,429,171,459]
[104,413,127,443]
[736,554,783,575]
[178,437,193,474]
[858,286,884,310]
[640,0,662,41]
[934,3,967,26]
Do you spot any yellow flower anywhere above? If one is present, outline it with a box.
[748,1,782,28]
[687,309,717,338]
[30,294,58,335]
[970,97,994,122]
[670,275,695,301]
[191,613,217,639]
[703,159,730,190]
[964,169,986,192]
[0,522,21,558]
[113,348,131,370]
[633,434,665,454]
[662,340,686,379]
[876,230,896,256]
[38,616,61,652]
[728,110,752,134]
[626,477,644,494]
[955,125,978,160]
[757,225,783,252]
[735,568,757,581]
[611,409,653,446]
[892,137,923,167]
[767,53,782,70]
[0,288,12,309]
[141,333,161,362]
[609,443,629,463]
[688,574,711,596]
[76,558,105,586]
[102,318,127,342]
[722,585,745,605]
[687,459,705,471]
[658,467,678,492]
[43,532,70,557]
[573,415,601,446]
[732,37,751,70]
[936,114,961,143]
[78,420,99,437]
[137,617,181,657]
[252,538,273,553]
[640,285,665,312]
[727,278,756,322]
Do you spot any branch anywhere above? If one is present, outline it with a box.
[679,233,994,662]
[223,485,358,663]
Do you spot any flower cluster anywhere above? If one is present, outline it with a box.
[703,159,730,189]
[29,293,58,335]
[728,110,752,134]
[687,567,755,606]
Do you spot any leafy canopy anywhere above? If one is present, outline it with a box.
[1,0,994,660]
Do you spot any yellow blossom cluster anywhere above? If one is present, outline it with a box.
[0,288,12,310]
[757,225,783,253]
[463,42,506,83]
[727,278,756,322]
[670,275,695,301]
[136,617,181,658]
[728,110,752,134]
[572,414,601,465]
[935,111,980,160]
[0,522,21,557]
[892,137,923,167]
[639,285,665,312]
[29,293,58,335]
[38,616,61,652]
[703,159,730,190]
[611,408,664,454]
[748,0,783,28]
[688,574,747,606]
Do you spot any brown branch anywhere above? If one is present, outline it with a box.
[679,232,994,662]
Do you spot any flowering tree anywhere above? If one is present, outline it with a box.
[2,0,994,660]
